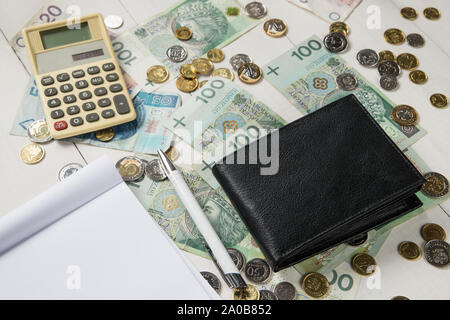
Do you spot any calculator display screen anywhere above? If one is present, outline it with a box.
[41,22,92,49]
[72,49,105,61]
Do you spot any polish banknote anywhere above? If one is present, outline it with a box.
[287,0,362,22]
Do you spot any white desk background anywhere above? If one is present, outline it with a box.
[0,0,449,300]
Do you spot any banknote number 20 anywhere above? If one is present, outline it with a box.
[291,40,322,61]
[195,79,225,104]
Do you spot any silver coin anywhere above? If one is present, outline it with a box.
[259,290,277,300]
[145,159,167,182]
[323,32,348,53]
[274,282,296,300]
[230,53,252,71]
[380,75,398,91]
[244,2,267,19]
[104,15,124,29]
[200,271,222,294]
[424,240,449,268]
[336,73,358,91]
[378,60,400,77]
[244,258,271,284]
[346,232,369,246]
[227,248,246,271]
[406,33,425,48]
[115,157,145,182]
[58,163,84,181]
[166,45,188,63]
[357,49,379,67]
[27,120,53,143]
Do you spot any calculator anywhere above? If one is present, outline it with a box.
[22,13,136,139]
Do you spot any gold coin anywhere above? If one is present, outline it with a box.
[192,58,214,75]
[391,105,419,126]
[95,128,115,142]
[199,80,209,88]
[351,253,377,276]
[179,64,197,79]
[397,53,419,70]
[20,143,45,165]
[392,296,410,300]
[211,68,234,81]
[263,18,288,38]
[330,22,349,36]
[238,63,262,84]
[233,284,260,300]
[421,172,449,198]
[409,70,428,84]
[384,28,406,45]
[174,26,192,41]
[430,94,448,109]
[424,7,441,20]
[166,146,180,162]
[398,241,422,260]
[146,65,169,84]
[301,272,329,299]
[421,223,447,242]
[176,76,199,93]
[379,50,396,62]
[401,7,418,20]
[206,48,225,63]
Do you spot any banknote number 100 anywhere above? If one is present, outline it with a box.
[291,40,322,61]
[195,79,225,104]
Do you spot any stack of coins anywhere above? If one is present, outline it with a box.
[20,119,54,165]
[323,22,349,54]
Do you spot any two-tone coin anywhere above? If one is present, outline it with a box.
[104,15,124,29]
[27,120,52,144]
[227,248,246,271]
[244,258,271,284]
[329,21,350,36]
[357,49,379,67]
[233,284,260,300]
[263,18,287,37]
[421,224,446,242]
[175,26,192,41]
[179,64,197,79]
[147,65,169,83]
[244,2,267,19]
[406,33,425,48]
[176,76,199,92]
[346,232,369,246]
[274,282,296,300]
[398,241,422,260]
[384,28,406,45]
[145,159,167,182]
[200,271,222,294]
[238,63,262,84]
[421,172,449,198]
[336,73,358,91]
[379,50,396,62]
[391,105,418,126]
[116,157,145,182]
[166,45,188,63]
[20,143,45,165]
[323,32,348,53]
[259,290,277,300]
[207,48,225,63]
[378,60,401,77]
[211,68,234,81]
[397,53,419,70]
[380,75,398,91]
[301,272,329,299]
[230,54,252,71]
[192,58,214,75]
[430,94,448,109]
[58,163,84,181]
[424,240,449,267]
[351,253,377,276]
[409,70,428,84]
[424,7,441,20]
[400,7,418,20]
[95,128,115,142]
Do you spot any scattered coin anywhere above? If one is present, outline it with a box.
[259,290,277,300]
[392,296,410,300]
[329,21,350,36]
[263,18,288,38]
[174,26,192,41]
[380,75,398,91]
[104,15,124,29]
[346,232,369,246]
[400,7,418,20]
[424,240,449,268]
[357,49,379,67]
[421,223,447,242]
[424,7,441,20]
[384,28,406,45]
[192,58,214,75]
[336,73,358,91]
[244,1,267,19]
[323,32,348,53]
[207,48,225,63]
[179,64,197,79]
[176,76,199,93]
[147,65,169,84]
[199,80,208,88]
[211,67,234,81]
[27,120,52,144]
[230,53,252,71]
[115,157,145,182]
[409,70,428,84]
[233,284,260,300]
[406,33,425,48]
[397,53,419,71]
[391,105,418,126]
[227,248,246,271]
[95,128,115,142]
[274,282,296,300]
[244,258,271,284]
[200,271,221,294]
[238,62,262,84]
[421,172,449,198]
[301,272,329,299]
[378,60,401,77]
[58,163,84,181]
[166,45,188,63]
[20,143,45,165]
[379,50,396,62]
[398,241,422,260]
[166,146,180,162]
[145,159,167,182]
[430,94,448,109]
[226,7,240,16]
[351,253,377,276]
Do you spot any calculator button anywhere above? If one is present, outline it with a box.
[67,105,80,115]
[72,70,85,78]
[57,73,70,82]
[98,98,111,107]
[63,94,77,104]
[79,91,93,100]
[75,80,89,89]
[94,87,107,96]
[86,113,100,123]
[60,83,73,93]
[106,73,119,82]
[70,117,84,127]
[51,109,64,119]
[102,63,115,72]
[82,102,96,111]
[110,84,123,93]
[113,94,131,115]
[101,109,115,119]
[87,66,100,75]
[48,98,61,108]
[91,76,104,86]
[44,87,58,97]
[41,76,54,86]
[54,121,68,131]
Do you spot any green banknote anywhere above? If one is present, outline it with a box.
[263,35,426,151]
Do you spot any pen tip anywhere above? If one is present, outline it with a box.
[157,149,176,173]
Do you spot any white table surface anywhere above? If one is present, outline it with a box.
[0,0,449,300]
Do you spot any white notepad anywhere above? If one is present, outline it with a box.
[0,156,218,299]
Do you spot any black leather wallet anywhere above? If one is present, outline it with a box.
[212,94,425,272]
